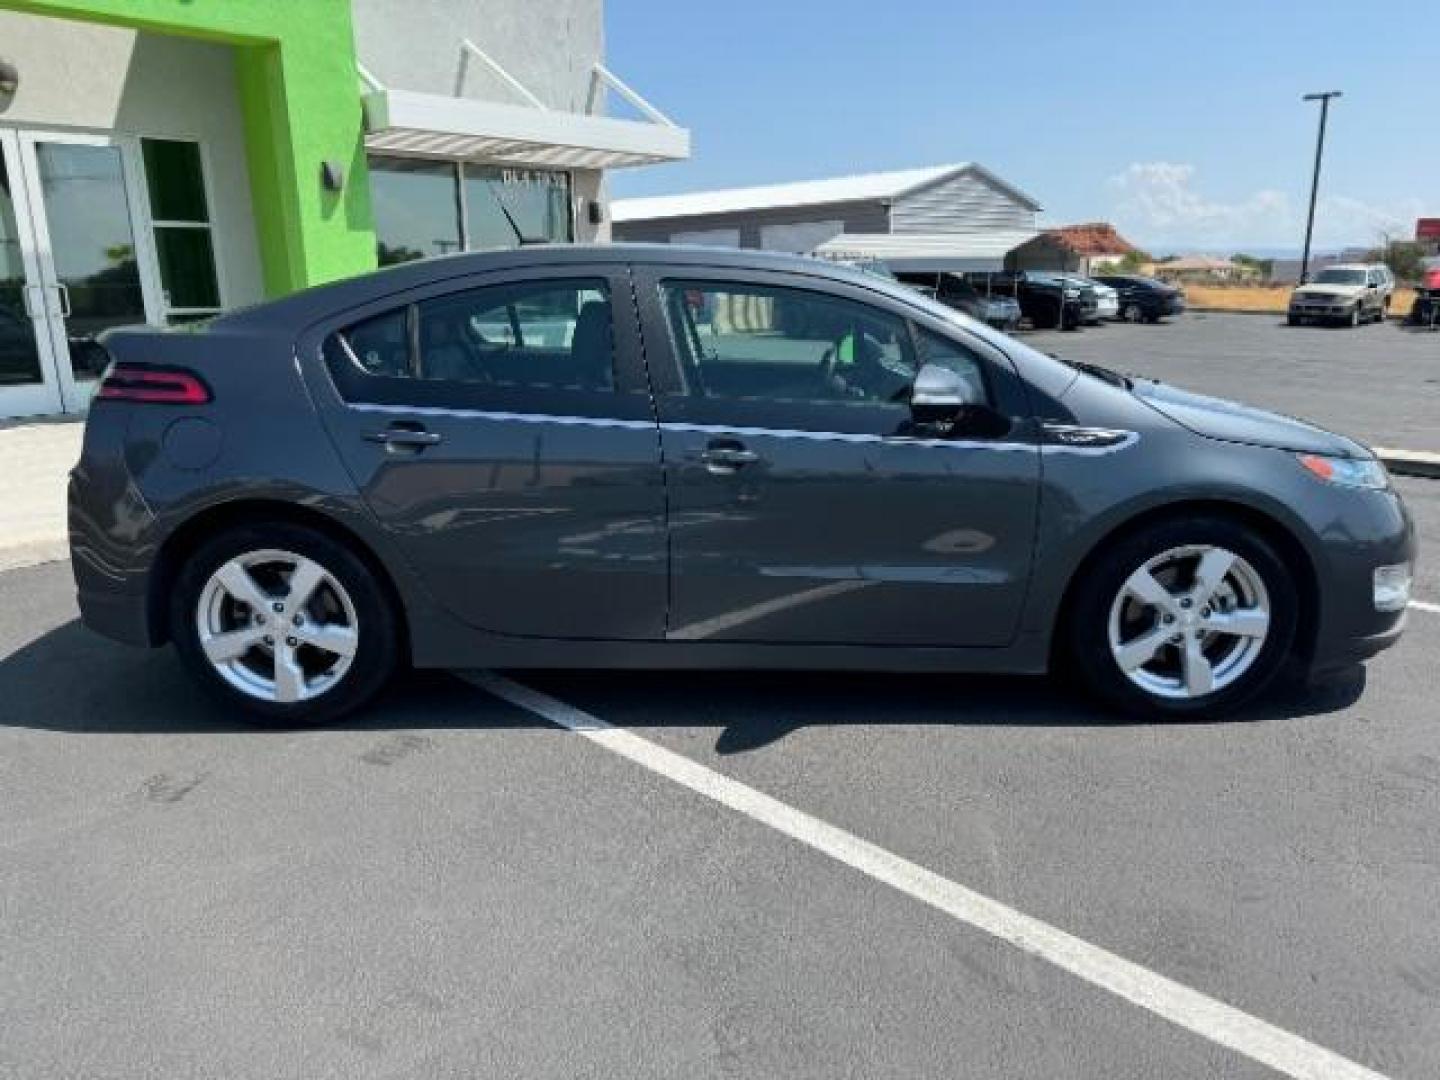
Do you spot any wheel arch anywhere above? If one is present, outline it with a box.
[1048,497,1321,670]
[147,498,411,658]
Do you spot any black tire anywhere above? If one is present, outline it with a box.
[1286,314,1300,326]
[1063,515,1299,720]
[170,522,399,725]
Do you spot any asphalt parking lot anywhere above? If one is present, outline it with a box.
[1027,311,1440,455]
[0,468,1434,1078]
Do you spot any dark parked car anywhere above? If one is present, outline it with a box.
[1092,274,1186,323]
[962,271,1094,330]
[71,245,1413,724]
[896,271,1022,330]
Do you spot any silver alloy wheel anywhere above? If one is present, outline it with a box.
[1124,303,1142,323]
[1106,544,1271,701]
[196,548,359,704]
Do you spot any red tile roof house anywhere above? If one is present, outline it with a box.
[1045,223,1139,275]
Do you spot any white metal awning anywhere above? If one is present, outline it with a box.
[814,230,1039,272]
[360,44,690,170]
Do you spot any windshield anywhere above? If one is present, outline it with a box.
[1313,269,1365,285]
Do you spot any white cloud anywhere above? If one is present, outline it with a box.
[1105,162,1421,252]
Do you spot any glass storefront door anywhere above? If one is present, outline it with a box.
[0,129,162,419]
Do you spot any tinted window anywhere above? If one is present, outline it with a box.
[326,279,614,396]
[659,281,915,405]
[327,308,410,378]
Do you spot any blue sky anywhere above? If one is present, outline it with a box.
[605,0,1435,254]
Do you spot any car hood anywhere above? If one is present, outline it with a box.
[1131,379,1369,458]
[1295,283,1362,299]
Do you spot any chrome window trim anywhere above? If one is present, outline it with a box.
[346,402,1045,452]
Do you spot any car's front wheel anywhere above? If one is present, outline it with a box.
[170,523,399,724]
[1065,517,1298,719]
[1122,302,1143,323]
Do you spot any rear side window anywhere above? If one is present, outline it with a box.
[324,278,614,399]
[327,308,410,377]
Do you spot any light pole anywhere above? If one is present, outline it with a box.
[1299,91,1342,283]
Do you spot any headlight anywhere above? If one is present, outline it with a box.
[1296,453,1389,490]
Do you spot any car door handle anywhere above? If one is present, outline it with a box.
[700,442,759,472]
[364,426,443,449]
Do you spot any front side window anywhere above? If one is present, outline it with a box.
[659,281,915,405]
[325,279,614,399]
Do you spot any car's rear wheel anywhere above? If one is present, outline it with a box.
[170,523,399,724]
[1122,302,1143,323]
[1065,517,1298,719]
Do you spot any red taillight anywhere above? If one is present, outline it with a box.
[96,364,211,405]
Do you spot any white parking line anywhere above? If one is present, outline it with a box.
[1409,600,1440,615]
[465,671,1390,1080]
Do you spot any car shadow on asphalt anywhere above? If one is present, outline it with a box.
[0,619,1368,748]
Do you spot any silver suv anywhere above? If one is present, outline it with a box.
[1287,263,1395,327]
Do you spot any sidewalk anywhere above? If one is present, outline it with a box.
[0,419,83,572]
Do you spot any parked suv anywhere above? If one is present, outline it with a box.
[1287,264,1394,327]
[896,271,1023,330]
[962,271,1093,330]
[1091,275,1186,323]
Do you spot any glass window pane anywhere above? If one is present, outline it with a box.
[0,151,45,387]
[462,166,572,250]
[368,156,461,265]
[659,281,914,404]
[34,142,147,380]
[329,308,411,378]
[153,227,220,310]
[142,140,209,223]
[415,279,611,389]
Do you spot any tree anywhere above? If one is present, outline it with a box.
[1366,241,1425,283]
[1231,253,1274,278]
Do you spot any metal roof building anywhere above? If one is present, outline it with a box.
[612,163,1044,271]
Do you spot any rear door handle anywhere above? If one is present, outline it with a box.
[364,425,443,449]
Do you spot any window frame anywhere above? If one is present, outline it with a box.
[137,136,226,321]
[306,264,653,423]
[632,263,1030,439]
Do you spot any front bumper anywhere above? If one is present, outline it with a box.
[1307,487,1417,673]
[1289,300,1355,322]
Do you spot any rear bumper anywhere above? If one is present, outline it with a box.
[67,416,162,649]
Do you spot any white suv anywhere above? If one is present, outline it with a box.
[1287,263,1395,327]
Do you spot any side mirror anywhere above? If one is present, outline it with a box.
[910,362,981,423]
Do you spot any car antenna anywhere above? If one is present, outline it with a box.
[489,179,547,247]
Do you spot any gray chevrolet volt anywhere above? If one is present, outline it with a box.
[69,246,1415,723]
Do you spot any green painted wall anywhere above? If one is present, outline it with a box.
[0,0,378,295]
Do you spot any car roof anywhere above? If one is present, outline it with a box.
[217,243,886,332]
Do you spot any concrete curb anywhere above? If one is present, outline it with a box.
[1377,449,1440,480]
[0,538,70,574]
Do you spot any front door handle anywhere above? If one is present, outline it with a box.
[364,425,443,450]
[700,440,759,473]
